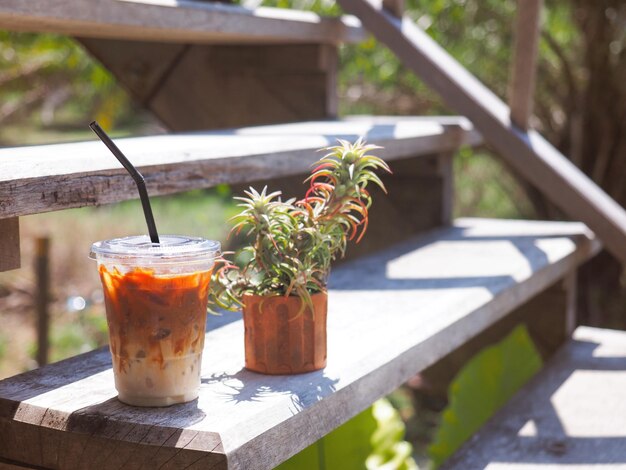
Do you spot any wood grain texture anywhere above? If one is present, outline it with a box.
[79,42,339,130]
[0,219,599,469]
[509,0,543,129]
[78,38,187,104]
[443,326,626,469]
[0,0,365,45]
[0,116,482,219]
[149,44,338,130]
[420,273,576,396]
[335,0,626,264]
[0,218,20,272]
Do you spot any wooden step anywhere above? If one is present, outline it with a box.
[0,0,365,45]
[0,116,481,219]
[0,218,599,469]
[443,326,626,469]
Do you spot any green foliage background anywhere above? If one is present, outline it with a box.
[276,399,417,470]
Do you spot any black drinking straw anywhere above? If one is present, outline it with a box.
[89,121,160,244]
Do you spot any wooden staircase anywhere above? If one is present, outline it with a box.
[0,1,620,468]
[443,327,626,469]
[0,219,599,469]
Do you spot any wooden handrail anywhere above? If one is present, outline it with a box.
[509,0,543,130]
[336,0,626,264]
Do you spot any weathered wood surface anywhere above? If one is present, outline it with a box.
[0,116,481,219]
[0,0,365,45]
[509,0,543,129]
[0,219,599,469]
[147,43,339,129]
[444,326,626,469]
[79,41,339,131]
[35,237,50,366]
[0,218,19,271]
[421,273,577,396]
[336,0,626,264]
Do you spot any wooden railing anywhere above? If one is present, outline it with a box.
[508,0,544,130]
[340,0,626,264]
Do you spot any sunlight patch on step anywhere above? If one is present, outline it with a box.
[551,370,626,437]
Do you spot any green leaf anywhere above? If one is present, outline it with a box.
[275,406,375,470]
[428,325,542,468]
[367,400,419,470]
[276,399,418,470]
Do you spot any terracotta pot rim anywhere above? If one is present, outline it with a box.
[242,290,328,300]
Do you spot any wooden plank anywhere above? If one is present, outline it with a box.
[421,273,576,397]
[0,116,482,219]
[0,0,365,45]
[79,42,338,128]
[148,44,338,130]
[77,39,187,104]
[0,218,19,272]
[0,219,600,469]
[509,0,543,129]
[335,0,626,264]
[443,326,626,469]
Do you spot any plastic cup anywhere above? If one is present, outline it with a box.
[90,235,220,407]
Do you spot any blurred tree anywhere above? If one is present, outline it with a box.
[0,32,131,131]
[567,0,626,328]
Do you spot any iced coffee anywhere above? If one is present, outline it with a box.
[90,235,220,407]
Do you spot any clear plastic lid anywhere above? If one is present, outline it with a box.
[90,235,221,263]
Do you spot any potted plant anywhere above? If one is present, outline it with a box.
[209,139,390,374]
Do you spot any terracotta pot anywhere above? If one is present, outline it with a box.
[242,292,328,375]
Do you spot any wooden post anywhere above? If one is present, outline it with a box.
[0,218,20,272]
[563,270,577,335]
[508,0,543,130]
[35,237,50,366]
